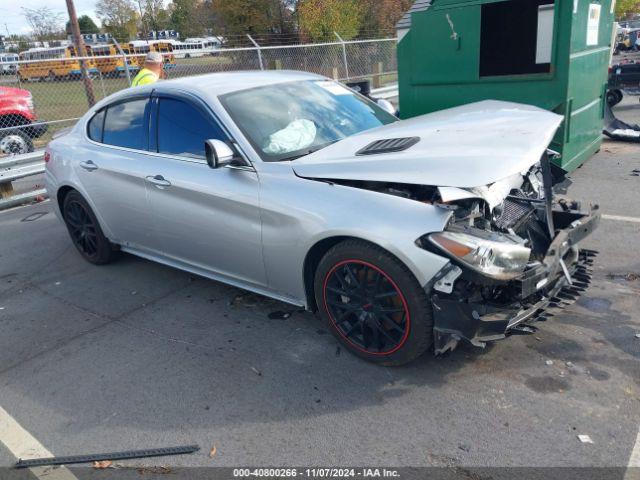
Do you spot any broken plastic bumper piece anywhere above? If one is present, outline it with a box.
[431,206,600,355]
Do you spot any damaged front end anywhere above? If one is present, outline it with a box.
[418,154,600,354]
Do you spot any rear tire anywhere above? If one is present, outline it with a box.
[62,190,118,265]
[607,89,623,106]
[314,240,433,366]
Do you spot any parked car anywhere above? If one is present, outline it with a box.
[44,71,599,365]
[0,86,47,155]
[0,53,19,75]
[607,62,640,106]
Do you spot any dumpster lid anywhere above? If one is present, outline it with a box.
[396,0,433,31]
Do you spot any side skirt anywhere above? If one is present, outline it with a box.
[120,245,308,309]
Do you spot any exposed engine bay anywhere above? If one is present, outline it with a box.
[323,160,575,264]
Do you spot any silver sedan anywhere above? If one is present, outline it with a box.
[45,71,599,365]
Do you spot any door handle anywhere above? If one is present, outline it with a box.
[146,175,172,188]
[79,160,98,171]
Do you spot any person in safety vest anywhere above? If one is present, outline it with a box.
[131,52,164,87]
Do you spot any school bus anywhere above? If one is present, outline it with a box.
[18,46,99,81]
[85,44,132,78]
[126,41,177,70]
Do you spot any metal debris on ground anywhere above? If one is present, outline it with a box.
[607,272,640,282]
[603,102,640,142]
[268,311,291,320]
[229,293,259,307]
[251,366,262,376]
[13,445,200,469]
[577,435,594,444]
[137,466,173,475]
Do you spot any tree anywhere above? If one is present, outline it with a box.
[138,0,170,34]
[297,0,364,41]
[66,15,101,35]
[22,7,65,41]
[170,0,203,38]
[212,0,277,37]
[616,0,640,19]
[359,0,413,36]
[96,0,139,41]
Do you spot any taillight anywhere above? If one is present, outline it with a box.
[44,150,51,163]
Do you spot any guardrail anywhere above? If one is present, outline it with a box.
[0,150,47,211]
[371,84,399,100]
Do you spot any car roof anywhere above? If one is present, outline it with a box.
[90,70,326,112]
[157,70,325,97]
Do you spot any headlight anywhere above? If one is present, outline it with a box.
[428,227,531,280]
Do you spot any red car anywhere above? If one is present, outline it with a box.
[0,86,47,155]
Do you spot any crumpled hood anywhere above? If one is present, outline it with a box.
[292,100,563,189]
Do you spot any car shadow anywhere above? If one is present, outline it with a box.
[1,250,503,436]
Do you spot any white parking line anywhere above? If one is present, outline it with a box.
[627,427,640,480]
[0,405,78,480]
[602,214,640,224]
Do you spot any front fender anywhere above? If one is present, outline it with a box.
[258,167,452,304]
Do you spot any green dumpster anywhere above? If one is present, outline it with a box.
[397,0,615,171]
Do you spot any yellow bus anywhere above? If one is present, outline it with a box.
[18,46,98,81]
[126,41,177,70]
[85,44,131,78]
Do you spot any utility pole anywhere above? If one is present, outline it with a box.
[64,0,96,107]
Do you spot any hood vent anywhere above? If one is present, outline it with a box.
[356,137,420,156]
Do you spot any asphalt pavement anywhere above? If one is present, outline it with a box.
[0,97,638,479]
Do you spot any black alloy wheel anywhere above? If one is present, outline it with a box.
[62,190,117,264]
[65,198,99,257]
[323,259,410,355]
[314,240,433,365]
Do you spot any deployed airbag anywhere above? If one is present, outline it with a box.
[263,119,317,154]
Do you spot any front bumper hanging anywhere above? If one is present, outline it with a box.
[431,206,600,355]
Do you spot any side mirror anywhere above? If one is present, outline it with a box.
[205,139,236,169]
[377,99,397,117]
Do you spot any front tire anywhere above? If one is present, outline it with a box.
[62,191,117,265]
[0,129,33,155]
[314,240,433,366]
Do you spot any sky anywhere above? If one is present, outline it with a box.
[2,0,101,36]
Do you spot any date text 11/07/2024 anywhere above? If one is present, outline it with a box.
[232,468,400,478]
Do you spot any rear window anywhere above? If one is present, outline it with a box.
[102,99,149,150]
[87,109,105,142]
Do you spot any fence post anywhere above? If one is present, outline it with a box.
[334,32,350,80]
[113,38,132,86]
[247,34,264,71]
[372,62,383,88]
[0,181,13,200]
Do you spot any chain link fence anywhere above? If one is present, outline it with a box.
[0,37,397,156]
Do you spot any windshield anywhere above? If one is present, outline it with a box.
[219,80,397,162]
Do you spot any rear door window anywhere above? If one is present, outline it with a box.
[156,97,226,159]
[103,98,149,150]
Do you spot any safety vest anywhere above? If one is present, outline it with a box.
[131,68,159,87]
